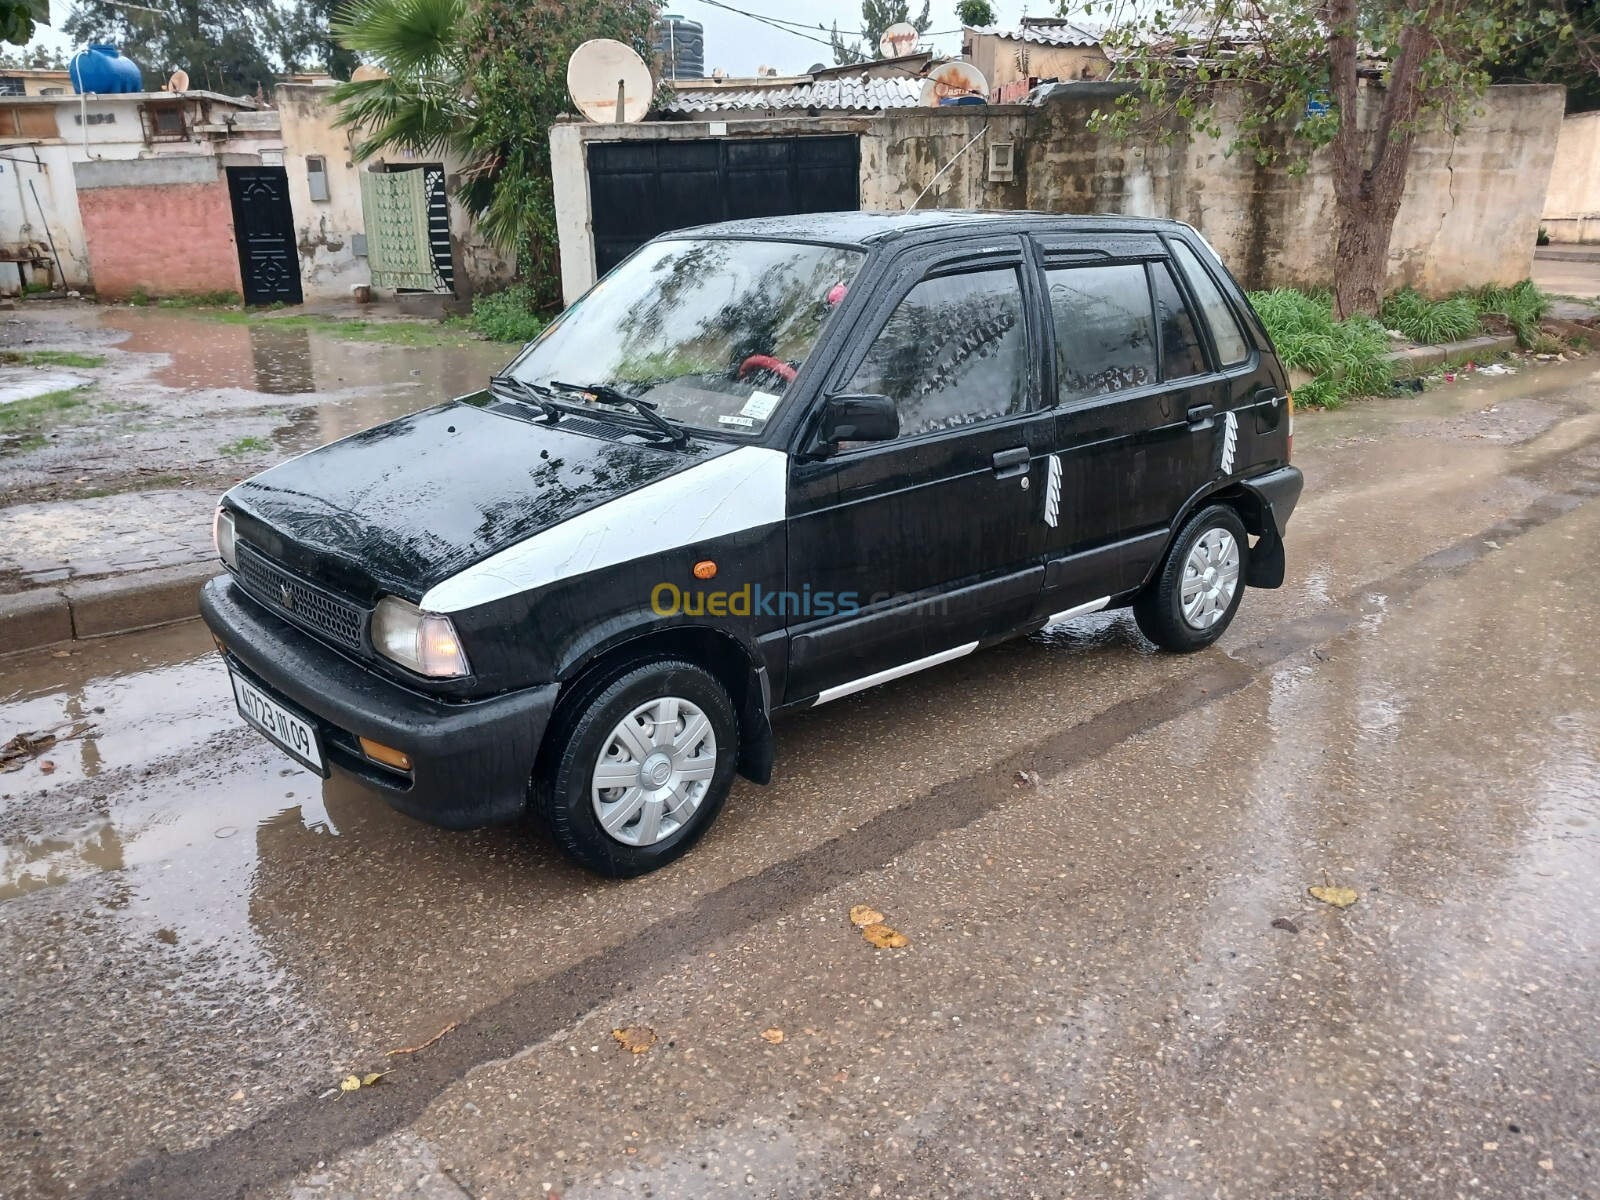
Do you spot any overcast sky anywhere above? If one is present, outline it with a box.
[23,0,1065,80]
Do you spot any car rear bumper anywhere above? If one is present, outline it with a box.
[1241,465,1304,537]
[201,575,559,830]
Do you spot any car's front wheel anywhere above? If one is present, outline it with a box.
[1133,504,1248,652]
[534,659,739,877]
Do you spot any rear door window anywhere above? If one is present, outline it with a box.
[1151,262,1209,381]
[1045,263,1158,404]
[1170,240,1251,366]
[846,267,1030,440]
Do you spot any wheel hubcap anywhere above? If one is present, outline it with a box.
[1180,528,1241,630]
[591,696,717,847]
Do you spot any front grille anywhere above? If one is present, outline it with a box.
[235,542,366,651]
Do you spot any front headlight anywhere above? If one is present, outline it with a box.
[371,596,471,678]
[212,506,238,568]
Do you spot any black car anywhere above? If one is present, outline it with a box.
[202,211,1303,877]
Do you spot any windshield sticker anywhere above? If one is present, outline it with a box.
[740,390,781,421]
[718,414,757,428]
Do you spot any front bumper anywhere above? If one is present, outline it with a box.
[201,575,559,830]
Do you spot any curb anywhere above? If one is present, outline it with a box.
[1,560,220,657]
[1387,334,1519,375]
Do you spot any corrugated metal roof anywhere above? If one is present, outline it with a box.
[969,22,1103,47]
[663,75,923,113]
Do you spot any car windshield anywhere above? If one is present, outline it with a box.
[508,238,864,437]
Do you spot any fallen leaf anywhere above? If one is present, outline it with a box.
[861,923,909,949]
[1271,917,1299,933]
[229,1089,245,1102]
[339,1075,361,1092]
[1309,885,1360,909]
[611,1026,657,1054]
[362,1072,385,1086]
[50,650,70,658]
[833,1069,849,1082]
[38,760,55,774]
[761,1028,784,1044]
[849,904,884,927]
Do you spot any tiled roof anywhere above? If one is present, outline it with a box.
[663,75,923,113]
[969,22,1103,47]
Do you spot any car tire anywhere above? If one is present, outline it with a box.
[1133,504,1249,653]
[533,658,739,878]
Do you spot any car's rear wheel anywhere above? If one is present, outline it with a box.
[534,658,738,877]
[1133,504,1248,652]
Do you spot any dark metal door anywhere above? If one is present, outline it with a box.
[226,166,303,306]
[588,135,859,276]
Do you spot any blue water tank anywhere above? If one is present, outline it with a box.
[70,44,143,94]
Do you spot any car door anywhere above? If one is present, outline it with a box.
[783,238,1052,704]
[1027,239,1230,621]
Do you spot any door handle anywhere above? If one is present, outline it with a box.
[1186,403,1215,429]
[992,446,1030,479]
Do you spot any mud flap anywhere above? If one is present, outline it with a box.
[1247,526,1286,588]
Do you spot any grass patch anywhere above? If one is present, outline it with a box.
[219,435,273,456]
[157,290,243,309]
[198,310,477,348]
[1249,289,1394,408]
[0,385,92,433]
[0,349,108,368]
[1464,280,1550,347]
[468,285,547,344]
[1380,289,1481,344]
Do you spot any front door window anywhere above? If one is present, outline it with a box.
[845,267,1029,439]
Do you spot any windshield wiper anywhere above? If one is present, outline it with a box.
[551,381,692,449]
[489,373,563,423]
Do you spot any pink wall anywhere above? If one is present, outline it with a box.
[78,181,243,300]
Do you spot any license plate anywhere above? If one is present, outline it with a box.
[230,669,327,776]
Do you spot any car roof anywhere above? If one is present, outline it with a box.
[664,209,1195,249]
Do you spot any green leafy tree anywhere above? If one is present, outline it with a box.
[62,0,276,94]
[830,0,932,65]
[956,0,996,27]
[1490,0,1600,112]
[267,0,361,79]
[0,0,44,48]
[472,0,659,308]
[1083,0,1572,318]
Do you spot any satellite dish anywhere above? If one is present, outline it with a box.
[880,21,920,58]
[166,68,189,92]
[920,60,989,105]
[350,63,388,82]
[567,39,653,124]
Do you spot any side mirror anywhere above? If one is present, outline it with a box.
[818,392,898,445]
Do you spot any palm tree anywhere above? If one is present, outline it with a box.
[329,0,485,190]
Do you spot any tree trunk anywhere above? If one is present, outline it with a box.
[1324,2,1431,319]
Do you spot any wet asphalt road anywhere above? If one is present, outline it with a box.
[3,361,1599,1200]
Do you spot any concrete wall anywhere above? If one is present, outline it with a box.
[275,81,514,303]
[74,156,243,300]
[1542,110,1600,244]
[552,81,1563,304]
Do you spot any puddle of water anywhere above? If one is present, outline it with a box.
[0,625,332,944]
[0,371,90,406]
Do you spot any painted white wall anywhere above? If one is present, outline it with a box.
[0,92,279,295]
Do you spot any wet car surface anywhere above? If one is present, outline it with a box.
[2,360,1599,1198]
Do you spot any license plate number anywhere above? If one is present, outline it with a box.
[230,670,327,775]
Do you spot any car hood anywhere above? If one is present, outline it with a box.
[225,400,730,602]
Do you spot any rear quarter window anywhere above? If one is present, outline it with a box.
[1171,240,1251,366]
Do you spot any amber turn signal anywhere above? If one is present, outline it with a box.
[693,559,717,580]
[359,737,413,771]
